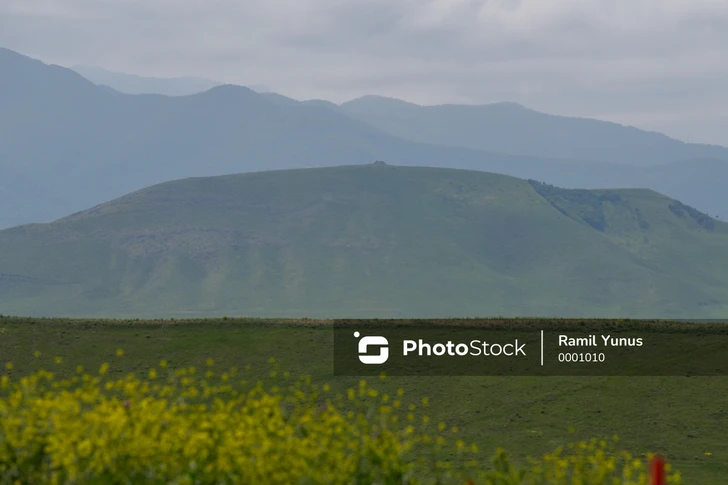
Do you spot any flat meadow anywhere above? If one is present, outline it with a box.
[1,317,725,483]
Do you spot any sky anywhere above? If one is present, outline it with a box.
[1,0,727,146]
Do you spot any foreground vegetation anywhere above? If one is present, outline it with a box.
[1,317,725,483]
[1,358,680,484]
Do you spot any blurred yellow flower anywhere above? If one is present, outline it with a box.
[0,362,682,485]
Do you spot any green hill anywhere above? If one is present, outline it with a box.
[1,164,727,318]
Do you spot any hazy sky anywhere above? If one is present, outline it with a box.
[1,0,727,145]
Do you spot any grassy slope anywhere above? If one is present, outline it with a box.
[1,165,727,318]
[0,317,726,483]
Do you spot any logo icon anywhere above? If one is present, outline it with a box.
[355,331,389,364]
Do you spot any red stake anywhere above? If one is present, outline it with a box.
[651,455,666,485]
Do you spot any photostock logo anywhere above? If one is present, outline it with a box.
[355,331,389,364]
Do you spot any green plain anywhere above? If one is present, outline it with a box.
[1,317,726,483]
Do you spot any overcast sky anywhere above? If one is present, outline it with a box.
[1,0,727,145]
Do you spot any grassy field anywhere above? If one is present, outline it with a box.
[1,316,726,483]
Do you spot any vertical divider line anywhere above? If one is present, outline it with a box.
[541,330,544,366]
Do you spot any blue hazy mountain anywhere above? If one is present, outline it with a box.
[1,47,727,229]
[71,65,222,96]
[339,95,728,167]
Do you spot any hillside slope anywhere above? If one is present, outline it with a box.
[1,164,726,319]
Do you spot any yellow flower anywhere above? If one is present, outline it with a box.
[0,361,683,485]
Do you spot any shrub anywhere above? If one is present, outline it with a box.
[0,358,681,484]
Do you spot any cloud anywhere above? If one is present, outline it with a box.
[1,0,727,145]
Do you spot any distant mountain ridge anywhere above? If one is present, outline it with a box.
[1,47,728,230]
[70,65,222,96]
[1,164,727,319]
[339,95,728,167]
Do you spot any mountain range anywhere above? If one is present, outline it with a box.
[2,47,728,231]
[338,95,728,167]
[2,164,726,319]
[70,65,222,96]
